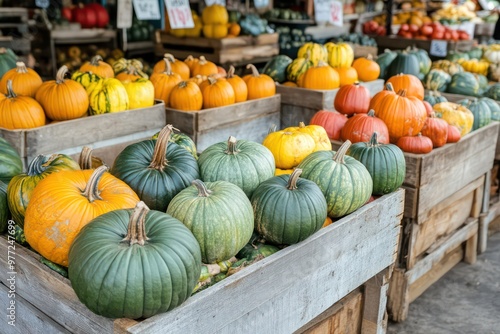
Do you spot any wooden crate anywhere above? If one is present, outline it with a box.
[0,189,404,334]
[0,101,166,168]
[351,44,378,59]
[373,36,476,53]
[277,79,384,128]
[155,31,279,65]
[166,95,280,152]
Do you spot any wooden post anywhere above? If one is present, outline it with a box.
[361,268,390,334]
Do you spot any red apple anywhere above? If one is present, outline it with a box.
[420,25,433,36]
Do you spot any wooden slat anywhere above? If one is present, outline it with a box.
[165,109,197,136]
[361,269,390,334]
[280,104,318,129]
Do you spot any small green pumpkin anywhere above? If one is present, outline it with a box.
[298,140,373,218]
[459,98,491,131]
[198,136,275,198]
[424,69,451,92]
[251,168,328,245]
[424,90,448,106]
[480,97,500,121]
[473,74,489,94]
[0,47,17,79]
[446,51,470,62]
[263,55,293,83]
[0,180,9,233]
[447,72,480,96]
[376,49,398,80]
[68,201,202,319]
[407,47,432,80]
[347,132,406,195]
[237,236,280,261]
[167,179,254,264]
[0,137,23,185]
[467,47,483,60]
[386,52,420,79]
[152,131,198,160]
[484,83,500,101]
[286,54,314,83]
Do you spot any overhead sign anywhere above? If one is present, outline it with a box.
[314,0,343,26]
[205,0,226,5]
[117,0,133,29]
[132,0,161,20]
[430,40,448,57]
[330,1,343,27]
[165,0,195,29]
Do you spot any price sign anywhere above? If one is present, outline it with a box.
[117,0,133,29]
[205,0,226,5]
[330,1,343,27]
[254,0,270,8]
[314,0,332,23]
[165,0,195,29]
[132,0,161,20]
[430,40,448,57]
[35,0,50,9]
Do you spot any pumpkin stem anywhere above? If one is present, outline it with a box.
[15,61,28,73]
[164,53,176,63]
[225,136,240,155]
[227,65,236,78]
[397,89,407,97]
[56,65,69,84]
[163,57,173,75]
[317,60,328,67]
[367,109,376,117]
[178,81,188,89]
[0,47,6,53]
[268,124,278,134]
[199,56,208,65]
[298,121,306,128]
[5,80,16,98]
[385,83,394,91]
[333,140,351,164]
[27,155,49,176]
[123,201,150,246]
[368,132,380,147]
[90,55,103,66]
[79,146,103,169]
[287,168,302,190]
[207,76,218,85]
[246,64,260,77]
[82,165,108,202]
[192,179,212,197]
[149,124,175,170]
[367,54,373,61]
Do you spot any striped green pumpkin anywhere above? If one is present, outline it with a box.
[87,78,129,115]
[297,42,328,66]
[424,69,451,92]
[286,55,314,83]
[71,70,101,90]
[324,42,354,68]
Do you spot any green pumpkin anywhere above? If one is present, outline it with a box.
[251,168,328,245]
[424,90,448,106]
[14,224,27,246]
[152,131,198,160]
[459,98,491,131]
[0,181,9,233]
[446,51,470,62]
[347,132,406,195]
[473,74,489,94]
[286,56,314,83]
[407,47,432,79]
[111,125,200,212]
[484,83,500,101]
[263,55,293,83]
[376,49,398,80]
[7,154,80,228]
[0,47,17,79]
[237,238,280,261]
[167,179,254,264]
[68,201,202,319]
[198,136,275,198]
[467,47,483,60]
[424,69,451,92]
[480,97,500,121]
[386,52,420,79]
[447,72,480,96]
[297,141,373,218]
[0,137,23,185]
[40,257,68,277]
[71,70,102,90]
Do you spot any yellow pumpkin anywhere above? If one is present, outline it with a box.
[87,78,130,115]
[202,4,228,25]
[433,102,474,137]
[297,42,328,66]
[299,61,340,90]
[275,168,294,176]
[262,130,316,169]
[185,10,203,37]
[284,122,332,152]
[122,78,155,109]
[324,42,354,68]
[203,24,228,39]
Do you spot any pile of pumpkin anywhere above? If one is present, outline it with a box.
[262,42,381,89]
[308,73,495,155]
[0,114,405,319]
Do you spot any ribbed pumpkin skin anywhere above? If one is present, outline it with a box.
[447,72,480,96]
[198,138,275,198]
[201,78,235,108]
[7,154,80,228]
[297,144,373,218]
[0,62,43,97]
[460,99,491,131]
[284,123,332,152]
[309,110,348,140]
[68,208,201,319]
[71,70,101,90]
[167,180,254,263]
[334,83,370,115]
[424,91,448,106]
[0,85,46,130]
[286,56,313,83]
[386,73,424,100]
[299,63,339,90]
[263,130,316,169]
[424,69,451,92]
[152,132,198,159]
[480,97,500,121]
[251,171,327,245]
[386,52,420,78]
[87,78,130,115]
[298,43,328,66]
[0,181,9,233]
[376,49,398,80]
[347,133,406,195]
[150,60,182,107]
[122,78,155,109]
[262,55,293,83]
[324,42,354,68]
[169,81,203,111]
[431,60,463,76]
[111,139,200,212]
[226,66,248,102]
[340,110,390,144]
[433,102,474,136]
[79,55,114,78]
[0,137,23,185]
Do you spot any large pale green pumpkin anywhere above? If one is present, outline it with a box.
[376,49,398,80]
[347,132,406,195]
[459,98,491,131]
[167,180,254,264]
[386,52,420,78]
[68,201,202,319]
[198,136,275,198]
[297,140,373,218]
[251,168,327,245]
[480,97,500,121]
[0,137,23,185]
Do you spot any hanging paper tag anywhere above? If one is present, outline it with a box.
[430,40,448,57]
[132,0,161,20]
[117,0,133,29]
[205,0,226,5]
[314,0,332,23]
[254,0,270,8]
[35,0,50,9]
[165,0,195,29]
[330,1,343,27]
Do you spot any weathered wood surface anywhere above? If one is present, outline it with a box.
[0,102,165,167]
[157,32,279,49]
[361,269,391,334]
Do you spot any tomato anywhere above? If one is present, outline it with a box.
[400,23,410,32]
[400,31,413,39]
[458,31,470,40]
[414,35,428,40]
[420,25,433,36]
[431,30,444,39]
[450,30,459,41]
[444,31,452,40]
[431,23,445,33]
[376,26,387,36]
[409,24,420,33]
[62,7,73,21]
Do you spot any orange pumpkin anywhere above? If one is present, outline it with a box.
[184,55,199,71]
[387,73,424,100]
[24,165,139,266]
[217,66,227,77]
[340,110,390,144]
[336,67,358,86]
[352,55,380,82]
[191,56,218,77]
[150,58,182,107]
[79,55,114,78]
[0,62,43,97]
[299,61,340,90]
[322,217,333,228]
[421,112,449,148]
[309,110,348,140]
[369,83,395,112]
[0,80,46,129]
[153,53,190,80]
[169,80,203,111]
[334,82,370,115]
[243,64,275,100]
[228,23,241,36]
[189,74,208,86]
[396,133,433,154]
[201,76,235,108]
[35,65,89,121]
[115,65,143,82]
[447,124,461,143]
[226,66,248,103]
[282,81,298,87]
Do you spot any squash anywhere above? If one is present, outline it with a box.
[352,54,380,82]
[226,66,248,102]
[169,81,203,111]
[167,179,253,263]
[447,72,480,96]
[387,73,424,100]
[340,109,389,144]
[24,165,139,266]
[78,146,105,170]
[459,98,491,131]
[424,90,448,106]
[484,83,500,101]
[262,55,293,83]
[87,78,129,114]
[262,129,316,169]
[122,78,155,109]
[309,110,348,140]
[420,112,449,148]
[407,47,432,80]
[251,168,328,245]
[0,137,22,185]
[275,168,294,176]
[150,58,182,107]
[334,82,370,115]
[0,80,46,130]
[347,132,406,195]
[458,59,489,76]
[376,49,398,80]
[184,55,199,72]
[243,64,275,100]
[200,76,235,108]
[447,125,461,143]
[191,56,218,77]
[336,67,358,87]
[79,55,114,78]
[198,136,275,198]
[396,133,433,154]
[111,125,200,211]
[71,70,101,90]
[237,234,280,260]
[298,42,328,66]
[153,54,190,80]
[0,181,8,233]
[424,69,451,92]
[202,4,229,25]
[203,24,229,38]
[324,42,354,68]
[0,62,42,97]
[282,81,297,87]
[299,61,339,90]
[115,64,143,82]
[286,52,314,83]
[284,122,331,152]
[35,66,89,121]
[68,201,201,319]
[480,97,500,121]
[0,47,17,79]
[112,58,148,78]
[431,60,464,76]
[152,131,198,160]
[369,83,395,112]
[433,102,474,136]
[297,140,373,218]
[386,51,420,78]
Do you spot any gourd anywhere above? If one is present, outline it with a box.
[479,97,500,121]
[298,42,328,66]
[286,53,314,83]
[447,72,480,96]
[0,137,23,185]
[202,4,229,25]
[150,58,182,107]
[376,49,398,80]
[68,201,201,319]
[262,128,316,169]
[336,67,358,87]
[0,47,17,79]
[309,110,348,140]
[284,122,331,152]
[424,90,448,106]
[87,78,130,114]
[433,102,474,136]
[352,54,380,82]
[115,65,143,82]
[0,181,8,233]
[387,73,424,100]
[191,56,218,77]
[122,78,155,109]
[153,53,190,80]
[71,70,101,90]
[420,112,449,148]
[424,69,451,92]
[386,52,420,78]
[324,42,354,68]
[447,125,461,143]
[396,133,433,154]
[169,81,203,111]
[431,60,463,76]
[0,80,46,130]
[198,136,275,198]
[184,55,199,71]
[79,55,114,78]
[167,179,254,263]
[0,62,42,97]
[340,110,389,144]
[78,146,105,169]
[251,168,328,245]
[243,64,275,99]
[407,47,432,80]
[369,83,395,112]
[152,131,198,160]
[334,82,370,115]
[226,66,248,103]
[299,61,339,90]
[459,98,491,131]
[262,55,293,83]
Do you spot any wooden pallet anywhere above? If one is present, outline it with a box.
[0,190,404,333]
[155,31,279,66]
[0,101,166,168]
[165,95,280,152]
[277,79,384,129]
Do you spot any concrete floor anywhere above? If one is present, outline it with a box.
[387,232,500,334]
